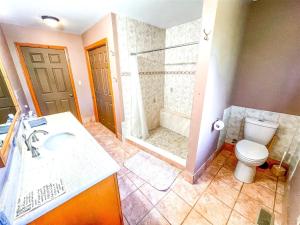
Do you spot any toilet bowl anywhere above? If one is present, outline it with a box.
[234,140,268,183]
[233,117,279,183]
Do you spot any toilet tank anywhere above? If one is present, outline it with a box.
[244,117,279,145]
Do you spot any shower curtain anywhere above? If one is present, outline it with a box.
[129,55,149,139]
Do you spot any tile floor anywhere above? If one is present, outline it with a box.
[85,122,285,225]
[144,127,189,159]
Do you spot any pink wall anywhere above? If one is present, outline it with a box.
[0,26,27,108]
[231,0,300,115]
[0,23,94,122]
[187,0,250,179]
[81,13,123,138]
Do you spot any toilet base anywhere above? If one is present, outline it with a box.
[259,162,269,169]
[234,161,256,183]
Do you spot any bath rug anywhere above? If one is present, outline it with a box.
[124,152,181,191]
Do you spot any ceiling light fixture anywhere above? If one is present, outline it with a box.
[41,15,60,27]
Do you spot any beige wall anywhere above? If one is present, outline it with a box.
[231,0,300,115]
[81,13,123,138]
[187,0,250,178]
[0,23,94,122]
[0,27,27,108]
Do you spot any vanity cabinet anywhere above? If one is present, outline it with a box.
[29,174,123,225]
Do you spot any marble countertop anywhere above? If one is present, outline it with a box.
[12,112,120,225]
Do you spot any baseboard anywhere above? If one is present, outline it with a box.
[181,170,194,184]
[194,147,223,183]
[183,146,223,184]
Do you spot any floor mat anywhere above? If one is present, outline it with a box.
[124,152,181,191]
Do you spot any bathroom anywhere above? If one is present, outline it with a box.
[0,0,299,225]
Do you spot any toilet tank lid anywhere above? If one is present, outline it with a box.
[245,117,279,129]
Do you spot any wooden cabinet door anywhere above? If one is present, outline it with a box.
[29,174,123,225]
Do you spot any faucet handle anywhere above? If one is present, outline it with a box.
[32,134,39,142]
[22,134,30,151]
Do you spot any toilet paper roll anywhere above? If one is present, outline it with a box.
[214,120,225,131]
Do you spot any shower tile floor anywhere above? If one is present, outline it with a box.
[145,127,189,159]
[85,122,285,225]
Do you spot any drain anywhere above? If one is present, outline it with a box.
[257,208,274,225]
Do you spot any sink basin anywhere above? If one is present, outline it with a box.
[43,132,77,151]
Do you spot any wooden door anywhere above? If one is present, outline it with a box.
[88,45,115,132]
[20,47,78,118]
[0,69,16,123]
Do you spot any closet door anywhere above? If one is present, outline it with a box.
[88,45,115,132]
[21,47,78,118]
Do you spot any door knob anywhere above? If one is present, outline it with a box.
[69,93,73,97]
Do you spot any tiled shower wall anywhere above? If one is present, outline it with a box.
[136,27,165,130]
[164,19,201,117]
[218,106,300,165]
[117,15,202,133]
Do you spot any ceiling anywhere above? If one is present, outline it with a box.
[0,0,203,34]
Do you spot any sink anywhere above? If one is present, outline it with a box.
[43,132,77,151]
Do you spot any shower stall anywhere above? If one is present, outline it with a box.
[117,16,201,164]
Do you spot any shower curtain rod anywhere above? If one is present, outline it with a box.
[130,41,199,55]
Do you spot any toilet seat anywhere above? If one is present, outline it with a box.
[235,140,268,163]
[236,152,267,166]
[234,139,269,183]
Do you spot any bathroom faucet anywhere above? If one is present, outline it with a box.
[23,130,49,158]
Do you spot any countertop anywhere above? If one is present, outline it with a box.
[13,112,120,225]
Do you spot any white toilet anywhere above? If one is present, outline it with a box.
[234,117,279,183]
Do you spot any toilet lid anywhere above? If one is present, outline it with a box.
[236,140,268,161]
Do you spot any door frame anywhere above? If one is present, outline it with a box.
[15,42,82,122]
[84,38,117,133]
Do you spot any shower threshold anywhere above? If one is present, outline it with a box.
[126,135,186,169]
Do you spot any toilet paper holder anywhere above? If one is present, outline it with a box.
[212,119,225,131]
